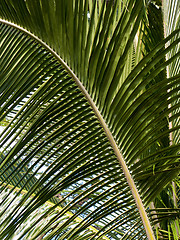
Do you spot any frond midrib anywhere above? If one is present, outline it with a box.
[0,18,155,240]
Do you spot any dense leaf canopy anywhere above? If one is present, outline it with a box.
[0,0,180,239]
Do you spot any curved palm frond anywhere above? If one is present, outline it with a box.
[0,0,180,239]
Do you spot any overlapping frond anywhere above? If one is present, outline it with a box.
[0,20,146,239]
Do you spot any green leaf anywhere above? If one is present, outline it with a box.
[0,0,180,239]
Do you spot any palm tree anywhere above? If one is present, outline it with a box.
[0,0,179,239]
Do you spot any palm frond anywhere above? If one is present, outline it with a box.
[0,0,180,239]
